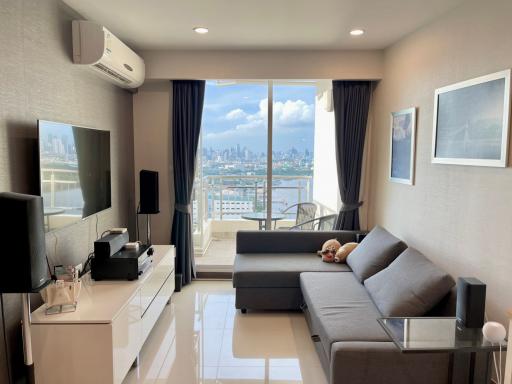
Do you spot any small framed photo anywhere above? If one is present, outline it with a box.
[390,107,416,185]
[432,69,511,167]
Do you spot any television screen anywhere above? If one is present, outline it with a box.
[38,120,111,232]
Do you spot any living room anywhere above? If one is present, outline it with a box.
[0,0,511,383]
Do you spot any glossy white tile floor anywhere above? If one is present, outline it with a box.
[123,280,327,384]
[195,238,236,268]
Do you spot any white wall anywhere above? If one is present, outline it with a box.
[370,0,512,326]
[313,80,339,213]
[133,81,173,244]
[141,49,383,80]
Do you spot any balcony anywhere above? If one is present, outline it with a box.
[193,174,336,271]
[41,168,84,231]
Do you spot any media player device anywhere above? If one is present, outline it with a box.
[94,231,130,259]
[91,245,154,281]
[456,277,486,328]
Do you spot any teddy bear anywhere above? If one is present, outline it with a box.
[318,239,341,263]
[334,242,358,263]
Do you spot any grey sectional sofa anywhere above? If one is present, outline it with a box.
[233,227,456,384]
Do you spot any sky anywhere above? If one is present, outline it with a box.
[202,81,316,153]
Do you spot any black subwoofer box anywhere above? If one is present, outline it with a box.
[456,277,486,328]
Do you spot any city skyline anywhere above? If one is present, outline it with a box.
[201,142,313,177]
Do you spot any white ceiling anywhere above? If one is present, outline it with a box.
[63,0,465,51]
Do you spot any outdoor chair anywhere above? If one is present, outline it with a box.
[279,202,317,230]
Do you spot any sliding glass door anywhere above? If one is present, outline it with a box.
[194,80,320,269]
[193,81,269,261]
[272,82,316,230]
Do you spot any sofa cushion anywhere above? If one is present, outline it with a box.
[233,253,351,288]
[346,226,407,282]
[364,248,456,317]
[300,272,389,359]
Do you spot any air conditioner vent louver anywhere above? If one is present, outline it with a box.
[93,63,132,84]
[72,21,144,88]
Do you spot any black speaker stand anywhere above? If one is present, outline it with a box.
[21,293,35,384]
[146,214,151,245]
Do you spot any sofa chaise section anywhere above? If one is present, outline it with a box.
[300,271,451,384]
[300,272,389,357]
[233,230,360,311]
[330,342,450,384]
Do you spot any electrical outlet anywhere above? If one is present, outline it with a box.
[75,263,83,275]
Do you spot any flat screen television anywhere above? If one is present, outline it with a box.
[38,120,111,232]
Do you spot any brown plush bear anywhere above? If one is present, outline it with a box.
[318,239,341,263]
[334,242,358,263]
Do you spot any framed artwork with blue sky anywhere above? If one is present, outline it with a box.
[390,107,416,185]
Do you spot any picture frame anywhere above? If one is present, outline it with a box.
[390,107,416,185]
[432,69,511,167]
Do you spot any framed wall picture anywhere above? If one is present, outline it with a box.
[390,107,416,185]
[432,69,511,167]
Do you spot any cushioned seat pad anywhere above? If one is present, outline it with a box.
[233,253,351,288]
[300,272,389,358]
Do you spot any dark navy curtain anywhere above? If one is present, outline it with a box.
[171,80,206,286]
[332,81,372,231]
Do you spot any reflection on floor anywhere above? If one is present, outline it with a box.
[195,238,236,269]
[123,280,327,384]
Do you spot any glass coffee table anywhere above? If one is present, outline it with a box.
[378,317,507,384]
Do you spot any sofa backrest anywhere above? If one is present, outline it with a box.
[425,286,457,316]
[236,230,360,254]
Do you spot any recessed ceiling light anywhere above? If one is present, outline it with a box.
[193,27,209,34]
[350,29,365,36]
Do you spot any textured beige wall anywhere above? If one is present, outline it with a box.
[369,0,512,326]
[133,81,173,245]
[0,1,134,381]
[141,49,384,80]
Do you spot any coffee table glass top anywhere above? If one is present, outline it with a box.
[378,317,507,353]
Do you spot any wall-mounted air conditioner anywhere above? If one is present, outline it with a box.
[72,20,145,89]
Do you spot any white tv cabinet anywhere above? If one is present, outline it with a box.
[31,245,175,384]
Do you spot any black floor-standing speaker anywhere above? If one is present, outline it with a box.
[0,192,51,293]
[139,170,160,214]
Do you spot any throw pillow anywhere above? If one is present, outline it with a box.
[346,226,407,282]
[334,242,358,263]
[364,247,456,317]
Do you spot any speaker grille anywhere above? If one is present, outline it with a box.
[0,192,50,293]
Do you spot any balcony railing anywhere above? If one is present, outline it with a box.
[41,168,81,210]
[192,175,313,231]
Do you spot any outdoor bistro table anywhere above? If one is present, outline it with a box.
[241,212,286,230]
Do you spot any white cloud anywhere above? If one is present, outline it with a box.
[392,115,412,141]
[274,99,314,126]
[225,108,247,121]
[205,119,265,141]
[206,98,314,142]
